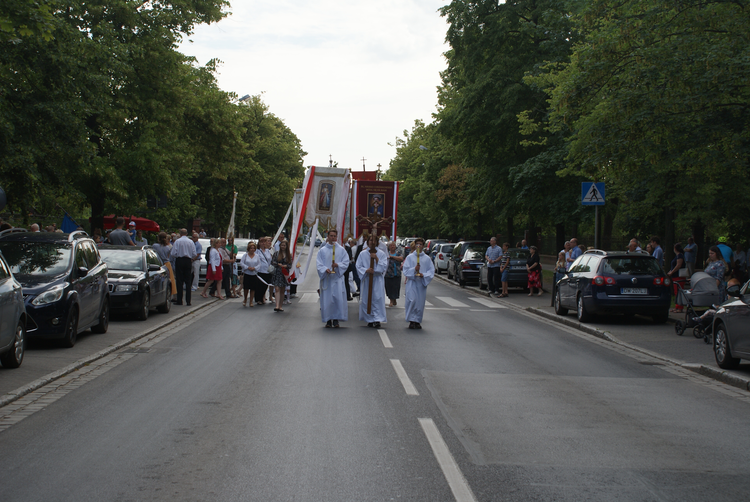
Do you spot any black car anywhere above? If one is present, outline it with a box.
[479,248,531,290]
[712,280,750,369]
[0,229,109,347]
[99,245,172,320]
[0,251,27,368]
[554,249,671,323]
[447,241,491,287]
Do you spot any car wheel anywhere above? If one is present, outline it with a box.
[652,309,669,324]
[138,290,150,321]
[61,306,79,348]
[576,294,592,323]
[714,323,740,369]
[157,291,171,314]
[555,290,568,316]
[91,298,109,334]
[0,320,25,368]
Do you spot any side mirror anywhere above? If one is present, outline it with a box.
[148,264,161,272]
[77,267,89,277]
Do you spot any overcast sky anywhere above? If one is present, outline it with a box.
[178,0,449,173]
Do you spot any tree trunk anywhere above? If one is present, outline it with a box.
[692,219,706,269]
[526,220,538,249]
[555,223,565,254]
[602,198,618,250]
[664,207,676,268]
[506,217,514,247]
[90,194,105,236]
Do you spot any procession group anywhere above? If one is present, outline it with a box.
[317,230,434,330]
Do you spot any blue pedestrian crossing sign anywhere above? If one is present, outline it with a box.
[581,182,605,206]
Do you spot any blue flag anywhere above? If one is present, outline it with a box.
[61,214,79,233]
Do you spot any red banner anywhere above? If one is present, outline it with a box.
[354,180,398,240]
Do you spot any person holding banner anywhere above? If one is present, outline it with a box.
[316,229,349,328]
[356,233,388,328]
[403,237,435,329]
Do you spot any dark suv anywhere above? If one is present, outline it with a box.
[0,229,110,347]
[554,249,671,323]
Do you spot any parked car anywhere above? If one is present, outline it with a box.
[0,250,26,368]
[479,247,531,290]
[433,243,456,274]
[713,280,750,369]
[554,249,671,323]
[0,229,109,347]
[425,239,447,259]
[447,241,491,287]
[98,246,172,320]
[198,238,254,284]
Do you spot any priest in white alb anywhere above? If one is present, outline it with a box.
[356,233,388,328]
[403,237,434,329]
[316,229,349,328]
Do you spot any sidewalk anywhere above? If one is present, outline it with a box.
[436,262,750,392]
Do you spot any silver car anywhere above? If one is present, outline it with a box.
[0,251,26,368]
[713,280,750,369]
[433,243,455,274]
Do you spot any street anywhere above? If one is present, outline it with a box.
[1,260,750,501]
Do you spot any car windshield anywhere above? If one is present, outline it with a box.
[466,244,488,254]
[601,257,662,275]
[508,249,530,260]
[0,241,71,278]
[99,249,144,271]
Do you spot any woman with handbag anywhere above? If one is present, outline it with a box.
[271,240,293,312]
[241,241,262,307]
[255,237,273,305]
[200,239,225,299]
[526,245,543,296]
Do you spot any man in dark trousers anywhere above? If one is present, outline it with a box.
[170,228,197,305]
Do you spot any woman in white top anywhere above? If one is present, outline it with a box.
[200,238,225,300]
[241,242,262,307]
[255,237,274,305]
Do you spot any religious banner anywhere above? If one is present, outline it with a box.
[352,180,399,240]
[301,166,350,243]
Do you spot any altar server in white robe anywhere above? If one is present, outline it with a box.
[403,237,434,330]
[356,233,388,328]
[316,229,349,328]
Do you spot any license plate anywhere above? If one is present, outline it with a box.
[621,288,648,295]
[512,266,526,270]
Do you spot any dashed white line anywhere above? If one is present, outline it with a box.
[419,418,477,502]
[378,329,392,348]
[436,296,470,308]
[390,359,419,395]
[468,297,507,309]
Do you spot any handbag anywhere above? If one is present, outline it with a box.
[267,264,275,274]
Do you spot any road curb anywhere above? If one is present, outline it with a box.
[682,363,750,392]
[0,299,219,409]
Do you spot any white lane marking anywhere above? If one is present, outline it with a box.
[469,309,496,312]
[468,297,506,309]
[378,329,392,348]
[419,418,477,502]
[425,300,434,307]
[426,308,460,311]
[436,296,470,308]
[390,359,419,396]
[300,293,318,303]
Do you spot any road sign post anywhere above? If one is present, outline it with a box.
[582,183,605,249]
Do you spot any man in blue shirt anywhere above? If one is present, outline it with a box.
[485,237,503,297]
[567,237,582,267]
[650,236,664,267]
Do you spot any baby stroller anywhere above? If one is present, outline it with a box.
[674,272,722,343]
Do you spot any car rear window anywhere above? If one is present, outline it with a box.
[0,241,71,278]
[99,249,144,271]
[466,243,489,254]
[508,249,530,260]
[602,257,662,275]
[464,250,484,260]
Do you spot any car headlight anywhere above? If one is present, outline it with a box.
[32,283,67,306]
[115,284,137,292]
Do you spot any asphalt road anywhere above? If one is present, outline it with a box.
[1,257,750,501]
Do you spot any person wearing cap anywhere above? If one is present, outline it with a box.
[128,221,137,243]
[403,237,434,329]
[109,217,135,246]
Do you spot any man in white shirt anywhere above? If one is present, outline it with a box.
[170,228,197,305]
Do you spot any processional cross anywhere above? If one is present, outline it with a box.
[356,214,394,314]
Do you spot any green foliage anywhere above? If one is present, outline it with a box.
[0,0,305,235]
